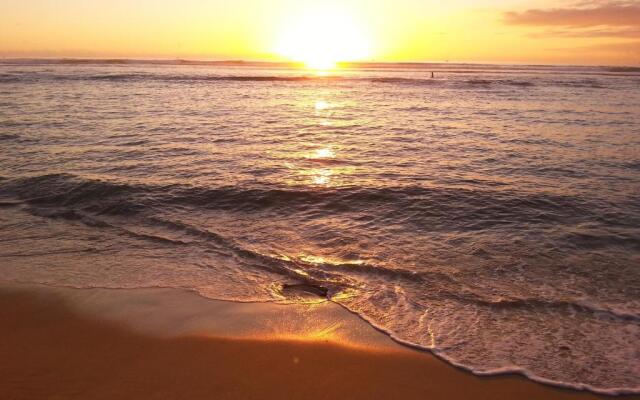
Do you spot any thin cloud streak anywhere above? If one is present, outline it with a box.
[528,27,640,39]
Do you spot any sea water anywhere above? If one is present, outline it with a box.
[1,60,639,394]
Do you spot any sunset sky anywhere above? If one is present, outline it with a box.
[1,0,639,65]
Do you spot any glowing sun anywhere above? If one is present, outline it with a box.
[275,7,372,69]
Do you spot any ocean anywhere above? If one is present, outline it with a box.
[1,60,639,394]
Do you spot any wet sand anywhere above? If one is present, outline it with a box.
[0,285,630,400]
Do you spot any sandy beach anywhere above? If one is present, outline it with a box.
[0,284,630,400]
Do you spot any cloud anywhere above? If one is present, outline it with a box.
[504,3,640,28]
[528,27,640,38]
[504,2,640,43]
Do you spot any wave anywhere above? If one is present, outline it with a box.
[0,72,343,84]
[0,173,616,229]
[0,69,625,92]
[464,79,534,87]
[0,133,20,141]
[606,66,640,73]
[552,79,606,89]
[0,72,543,88]
[5,174,637,326]
[4,70,622,91]
[88,74,326,82]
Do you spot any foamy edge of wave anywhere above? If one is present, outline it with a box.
[332,301,640,396]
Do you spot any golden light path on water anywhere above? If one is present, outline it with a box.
[276,90,367,299]
[276,85,359,189]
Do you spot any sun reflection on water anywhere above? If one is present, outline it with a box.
[298,253,364,266]
[278,92,356,187]
[315,100,330,111]
[282,145,356,187]
[310,168,332,185]
[311,147,335,159]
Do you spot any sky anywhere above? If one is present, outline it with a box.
[1,0,639,65]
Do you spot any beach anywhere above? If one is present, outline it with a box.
[1,61,639,395]
[0,283,625,400]
[3,0,640,397]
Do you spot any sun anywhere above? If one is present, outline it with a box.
[275,7,372,70]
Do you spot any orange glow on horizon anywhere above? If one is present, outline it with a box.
[2,1,637,66]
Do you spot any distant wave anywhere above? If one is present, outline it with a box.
[0,72,539,88]
[1,71,623,90]
[606,66,640,73]
[0,72,329,83]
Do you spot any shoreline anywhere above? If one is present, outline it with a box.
[0,283,633,399]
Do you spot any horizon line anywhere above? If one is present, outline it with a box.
[1,57,639,69]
